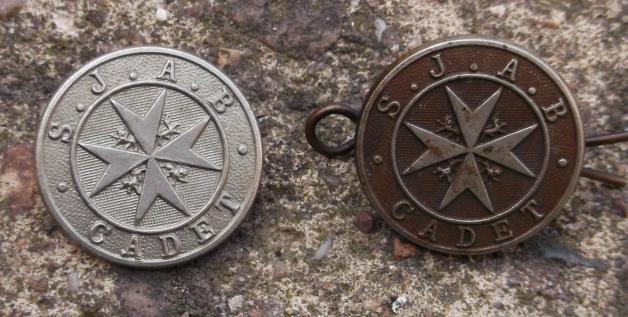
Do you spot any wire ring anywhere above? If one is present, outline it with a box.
[304,104,360,157]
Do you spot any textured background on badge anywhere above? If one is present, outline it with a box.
[0,1,626,316]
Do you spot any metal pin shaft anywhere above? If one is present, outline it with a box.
[580,168,626,187]
[581,131,627,187]
[586,131,628,147]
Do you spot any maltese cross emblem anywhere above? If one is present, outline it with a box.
[401,86,537,213]
[80,89,220,225]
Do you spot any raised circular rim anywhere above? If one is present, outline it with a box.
[36,46,263,268]
[355,35,584,255]
[391,73,550,225]
[70,80,230,234]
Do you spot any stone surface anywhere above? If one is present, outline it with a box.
[0,0,626,316]
[355,210,375,233]
[392,236,418,261]
[0,0,25,17]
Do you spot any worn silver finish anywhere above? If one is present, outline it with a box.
[36,47,262,267]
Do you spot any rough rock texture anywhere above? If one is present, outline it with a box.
[0,0,626,316]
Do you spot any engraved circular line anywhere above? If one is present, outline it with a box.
[355,36,584,255]
[70,80,230,234]
[391,73,550,225]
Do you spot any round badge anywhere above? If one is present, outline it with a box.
[36,47,262,267]
[306,36,590,255]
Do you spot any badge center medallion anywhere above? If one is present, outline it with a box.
[72,83,229,233]
[393,76,549,224]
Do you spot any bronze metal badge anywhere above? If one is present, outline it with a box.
[305,36,626,255]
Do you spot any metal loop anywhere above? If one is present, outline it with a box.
[305,104,360,158]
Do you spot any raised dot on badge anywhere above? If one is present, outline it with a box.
[470,63,478,71]
[410,83,419,91]
[57,182,69,192]
[191,83,199,92]
[76,104,85,112]
[558,158,568,167]
[373,155,383,164]
[129,72,138,81]
[238,144,248,155]
[528,87,536,95]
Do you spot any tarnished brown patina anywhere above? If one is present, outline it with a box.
[305,36,626,255]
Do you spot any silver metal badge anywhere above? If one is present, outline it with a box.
[36,47,262,267]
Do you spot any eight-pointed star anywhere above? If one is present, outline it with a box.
[402,86,537,213]
[80,89,220,225]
